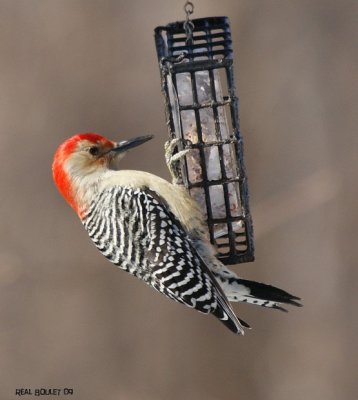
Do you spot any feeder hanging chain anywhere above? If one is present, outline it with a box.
[183,1,195,44]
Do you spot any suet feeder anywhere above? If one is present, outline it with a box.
[154,8,254,265]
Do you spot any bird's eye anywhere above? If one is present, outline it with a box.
[89,146,99,156]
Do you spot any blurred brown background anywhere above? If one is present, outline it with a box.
[0,0,357,399]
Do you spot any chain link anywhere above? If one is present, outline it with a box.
[183,1,195,44]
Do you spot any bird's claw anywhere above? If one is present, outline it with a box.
[165,137,191,185]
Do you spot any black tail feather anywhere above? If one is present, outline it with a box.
[212,307,249,335]
[237,278,303,308]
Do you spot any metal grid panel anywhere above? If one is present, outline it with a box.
[156,17,233,61]
[155,17,254,264]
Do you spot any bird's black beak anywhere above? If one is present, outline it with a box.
[110,134,154,154]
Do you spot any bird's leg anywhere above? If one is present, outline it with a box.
[165,137,191,185]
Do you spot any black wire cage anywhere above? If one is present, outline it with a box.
[154,16,254,265]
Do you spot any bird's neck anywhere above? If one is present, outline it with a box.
[54,160,105,219]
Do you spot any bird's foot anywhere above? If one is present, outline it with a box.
[165,138,191,185]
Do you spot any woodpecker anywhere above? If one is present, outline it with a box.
[52,133,301,335]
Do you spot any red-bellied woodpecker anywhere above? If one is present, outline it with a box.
[52,133,301,335]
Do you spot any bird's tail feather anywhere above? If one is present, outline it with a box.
[214,273,302,312]
[212,303,249,335]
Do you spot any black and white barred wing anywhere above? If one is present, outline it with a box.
[83,186,244,334]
